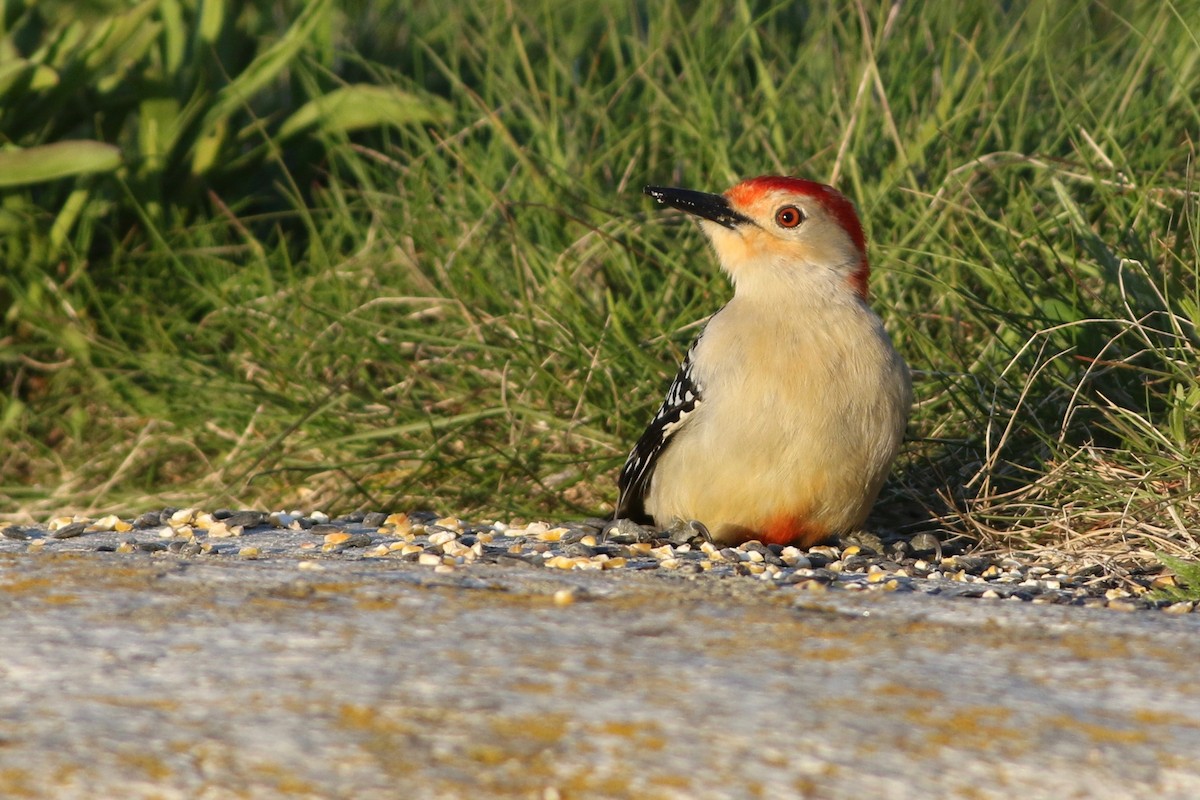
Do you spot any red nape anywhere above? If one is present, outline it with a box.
[758,515,830,548]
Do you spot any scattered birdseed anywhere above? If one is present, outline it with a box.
[2,508,1192,613]
[48,522,88,540]
[427,530,457,547]
[269,511,294,528]
[534,527,569,543]
[206,522,242,539]
[1107,600,1139,612]
[87,515,125,533]
[223,511,268,529]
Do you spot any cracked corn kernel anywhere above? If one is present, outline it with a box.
[536,527,571,542]
[441,541,471,558]
[87,515,122,532]
[427,530,456,547]
[388,522,415,538]
[778,547,810,568]
[207,522,243,539]
[169,525,195,540]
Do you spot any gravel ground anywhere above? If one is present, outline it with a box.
[3,508,1200,799]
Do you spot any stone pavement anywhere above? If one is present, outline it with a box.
[2,549,1199,799]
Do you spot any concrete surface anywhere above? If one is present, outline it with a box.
[2,551,1200,799]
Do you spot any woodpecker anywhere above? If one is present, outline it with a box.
[616,176,912,548]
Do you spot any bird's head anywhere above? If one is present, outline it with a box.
[644,176,869,300]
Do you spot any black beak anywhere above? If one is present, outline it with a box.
[644,185,751,230]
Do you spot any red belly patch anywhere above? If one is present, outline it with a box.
[759,515,830,548]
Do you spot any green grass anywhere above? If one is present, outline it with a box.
[1151,552,1200,602]
[2,0,1198,567]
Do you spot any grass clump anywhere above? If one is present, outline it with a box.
[1,0,1198,571]
[1151,553,1200,603]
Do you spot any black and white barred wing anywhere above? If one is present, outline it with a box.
[615,341,704,523]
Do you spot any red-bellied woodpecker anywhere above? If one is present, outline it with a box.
[616,176,912,548]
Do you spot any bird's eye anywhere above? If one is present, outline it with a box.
[775,205,804,228]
